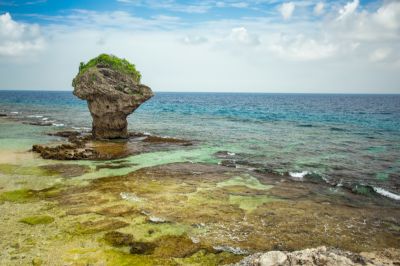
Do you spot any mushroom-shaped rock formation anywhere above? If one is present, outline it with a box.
[72,54,153,139]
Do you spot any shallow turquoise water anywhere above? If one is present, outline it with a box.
[0,91,399,198]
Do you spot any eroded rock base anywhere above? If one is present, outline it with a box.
[32,130,192,160]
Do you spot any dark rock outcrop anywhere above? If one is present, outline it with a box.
[72,54,153,139]
[32,130,192,160]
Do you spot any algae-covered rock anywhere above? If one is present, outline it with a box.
[104,231,134,247]
[129,242,157,255]
[0,189,35,203]
[153,235,202,258]
[19,215,54,225]
[72,54,153,139]
[75,219,129,234]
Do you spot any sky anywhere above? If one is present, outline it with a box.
[0,0,399,93]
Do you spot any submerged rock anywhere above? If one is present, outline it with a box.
[75,219,129,234]
[19,215,54,225]
[104,231,134,247]
[130,242,157,255]
[72,54,153,139]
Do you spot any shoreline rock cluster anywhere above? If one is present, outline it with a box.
[231,246,400,266]
[32,131,96,160]
[32,130,192,160]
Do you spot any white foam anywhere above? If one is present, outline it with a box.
[72,127,91,132]
[289,171,308,181]
[148,216,167,223]
[227,152,236,156]
[42,117,48,121]
[190,236,200,244]
[52,123,65,127]
[10,111,18,114]
[120,192,142,202]
[373,187,400,201]
[27,115,43,118]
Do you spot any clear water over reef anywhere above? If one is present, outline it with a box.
[1,91,399,196]
[0,91,399,265]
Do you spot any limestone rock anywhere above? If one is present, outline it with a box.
[259,251,288,266]
[231,246,400,266]
[72,54,153,139]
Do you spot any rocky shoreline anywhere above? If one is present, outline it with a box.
[231,246,400,266]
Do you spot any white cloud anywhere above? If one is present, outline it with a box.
[216,1,249,8]
[269,34,337,61]
[373,1,400,30]
[181,35,208,45]
[337,0,359,21]
[229,27,260,46]
[314,2,324,16]
[279,2,295,20]
[0,12,44,56]
[369,48,391,62]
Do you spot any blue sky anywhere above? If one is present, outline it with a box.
[0,0,399,93]
[1,0,379,24]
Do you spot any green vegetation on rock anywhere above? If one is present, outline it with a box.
[0,189,34,203]
[77,54,141,83]
[229,195,279,212]
[0,163,58,177]
[19,215,55,225]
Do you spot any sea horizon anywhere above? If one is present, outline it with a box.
[1,89,400,95]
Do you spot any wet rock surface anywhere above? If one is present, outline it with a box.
[72,54,153,139]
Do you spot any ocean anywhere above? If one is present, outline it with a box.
[1,90,399,200]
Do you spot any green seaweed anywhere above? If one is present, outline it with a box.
[0,189,35,203]
[104,250,173,266]
[19,215,55,225]
[229,195,279,211]
[153,234,201,258]
[76,54,141,83]
[124,221,188,242]
[0,163,58,177]
[74,219,129,235]
[104,231,134,247]
[175,250,243,266]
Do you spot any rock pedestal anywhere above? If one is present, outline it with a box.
[72,55,153,139]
